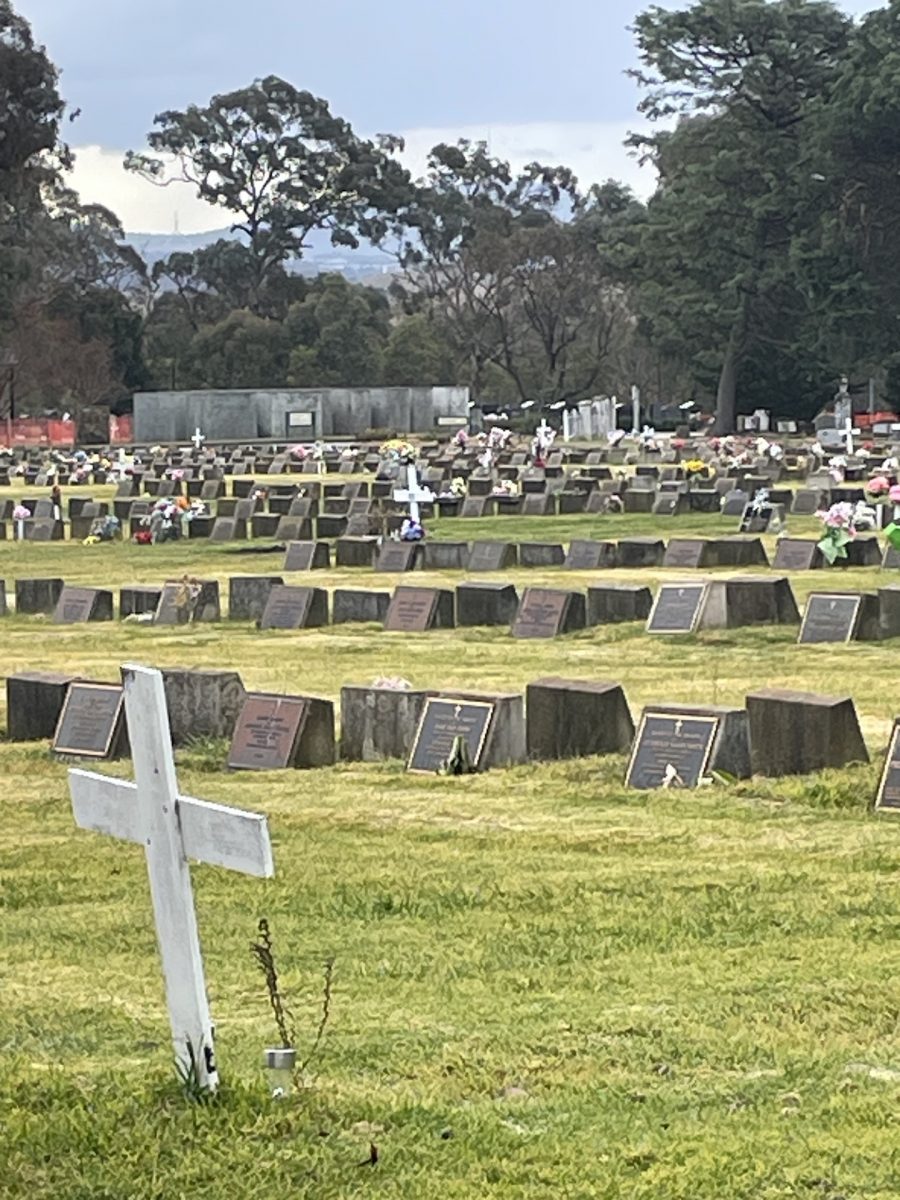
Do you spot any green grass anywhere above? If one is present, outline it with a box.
[3,496,900,1197]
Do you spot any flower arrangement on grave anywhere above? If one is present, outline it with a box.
[815,501,878,564]
[289,444,308,460]
[450,476,466,497]
[12,504,28,539]
[492,478,520,498]
[82,515,121,545]
[400,517,425,542]
[380,438,417,463]
[453,427,469,447]
[683,459,716,481]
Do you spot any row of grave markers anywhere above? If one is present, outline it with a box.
[18,573,900,644]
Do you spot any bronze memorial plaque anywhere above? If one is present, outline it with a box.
[53,682,125,758]
[625,711,719,790]
[511,588,570,639]
[647,584,708,634]
[227,693,307,770]
[662,539,706,569]
[383,587,438,632]
[798,593,861,644]
[408,698,495,773]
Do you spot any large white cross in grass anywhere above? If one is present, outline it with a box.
[393,461,434,524]
[68,664,274,1092]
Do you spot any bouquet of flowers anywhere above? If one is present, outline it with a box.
[379,438,416,463]
[816,501,878,564]
[683,459,715,480]
[492,479,519,498]
[400,517,424,542]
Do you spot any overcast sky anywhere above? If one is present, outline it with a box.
[15,0,882,232]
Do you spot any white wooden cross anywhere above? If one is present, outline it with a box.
[68,664,274,1092]
[535,418,553,445]
[191,427,206,452]
[392,461,434,524]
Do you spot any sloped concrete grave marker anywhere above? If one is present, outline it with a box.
[68,664,274,1091]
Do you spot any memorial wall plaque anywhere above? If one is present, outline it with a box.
[467,541,517,572]
[564,540,615,570]
[798,593,861,644]
[646,584,708,634]
[773,538,820,571]
[383,586,439,632]
[625,711,720,790]
[511,588,573,639]
[408,697,495,773]
[52,682,125,758]
[875,720,900,811]
[227,693,306,770]
[259,585,325,630]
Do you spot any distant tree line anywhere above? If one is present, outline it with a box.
[3,0,900,436]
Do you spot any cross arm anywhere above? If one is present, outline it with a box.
[69,769,275,879]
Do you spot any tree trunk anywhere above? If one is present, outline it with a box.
[714,320,743,435]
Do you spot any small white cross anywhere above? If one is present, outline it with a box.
[393,461,434,524]
[68,664,274,1092]
[191,427,206,452]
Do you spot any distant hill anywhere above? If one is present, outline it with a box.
[123,226,397,282]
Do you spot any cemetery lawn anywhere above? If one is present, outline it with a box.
[4,517,900,1197]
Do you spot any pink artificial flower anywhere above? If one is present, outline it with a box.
[868,475,890,494]
[891,485,900,504]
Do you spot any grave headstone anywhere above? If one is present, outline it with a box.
[799,592,879,643]
[587,585,653,626]
[119,585,163,619]
[407,697,495,772]
[339,684,430,761]
[792,489,826,517]
[16,577,64,614]
[746,688,868,775]
[663,539,709,569]
[159,667,245,746]
[878,586,900,640]
[701,576,800,628]
[155,579,221,625]
[647,583,709,634]
[228,576,284,622]
[564,540,618,570]
[7,671,77,740]
[227,692,335,770]
[526,678,633,761]
[773,538,822,571]
[384,586,454,631]
[332,589,392,625]
[258,584,328,630]
[518,543,566,568]
[335,537,379,568]
[511,588,586,638]
[626,704,751,788]
[275,516,313,543]
[283,540,330,571]
[53,682,126,758]
[52,586,114,624]
[421,542,470,570]
[375,541,421,572]
[467,541,518,572]
[875,720,900,811]
[617,538,665,568]
[456,582,520,627]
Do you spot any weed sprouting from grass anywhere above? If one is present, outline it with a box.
[250,918,296,1050]
[250,918,335,1087]
[173,1038,216,1105]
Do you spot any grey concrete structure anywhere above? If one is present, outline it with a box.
[133,386,470,442]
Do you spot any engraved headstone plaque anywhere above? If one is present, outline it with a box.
[625,711,719,790]
[646,584,708,634]
[407,698,495,773]
[875,720,900,812]
[798,593,862,644]
[53,682,125,758]
[227,694,306,770]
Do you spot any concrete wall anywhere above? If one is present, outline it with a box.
[133,386,469,442]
